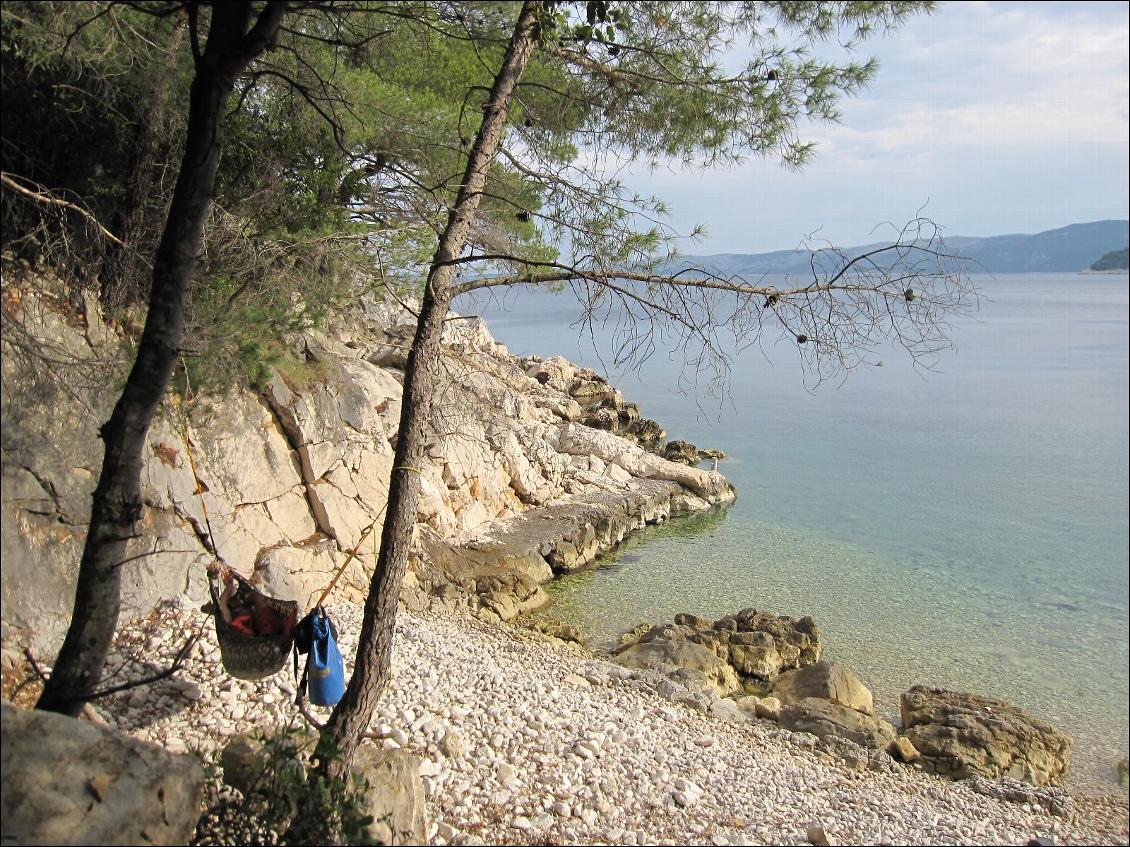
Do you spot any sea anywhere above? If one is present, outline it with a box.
[455,272,1130,791]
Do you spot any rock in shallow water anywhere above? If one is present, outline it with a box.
[900,686,1071,786]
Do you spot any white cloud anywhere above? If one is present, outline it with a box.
[623,1,1130,252]
[818,1,1130,158]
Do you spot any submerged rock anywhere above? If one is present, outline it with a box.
[900,686,1071,786]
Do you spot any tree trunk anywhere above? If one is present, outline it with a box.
[316,0,543,781]
[37,1,286,716]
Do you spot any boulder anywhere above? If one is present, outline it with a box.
[778,698,897,751]
[662,440,701,465]
[218,732,310,813]
[0,701,204,845]
[755,696,783,722]
[617,622,652,651]
[891,736,921,763]
[735,695,762,716]
[708,698,747,723]
[518,616,587,647]
[625,417,666,450]
[614,608,822,690]
[899,686,1071,786]
[718,610,821,682]
[221,734,265,796]
[728,631,787,679]
[806,824,836,846]
[772,661,875,715]
[616,639,742,696]
[673,612,714,631]
[352,746,429,846]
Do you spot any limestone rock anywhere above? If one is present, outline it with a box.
[755,696,783,722]
[625,417,665,451]
[615,639,741,697]
[352,746,429,846]
[518,616,587,647]
[619,608,821,689]
[2,285,737,660]
[221,734,265,797]
[441,729,466,759]
[673,612,713,631]
[899,686,1071,786]
[806,824,836,846]
[709,698,747,723]
[0,700,204,845]
[778,698,897,751]
[892,735,921,763]
[549,423,735,503]
[662,440,701,465]
[772,661,875,715]
[719,609,821,681]
[617,622,652,651]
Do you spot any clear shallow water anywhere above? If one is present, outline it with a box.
[457,273,1129,790]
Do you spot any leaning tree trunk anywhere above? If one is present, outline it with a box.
[37,2,287,716]
[315,0,543,782]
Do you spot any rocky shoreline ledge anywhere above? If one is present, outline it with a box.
[1,284,733,654]
[2,597,1127,846]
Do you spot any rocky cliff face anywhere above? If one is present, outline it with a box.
[0,283,734,654]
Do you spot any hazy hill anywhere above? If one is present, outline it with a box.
[1091,247,1129,271]
[674,220,1129,276]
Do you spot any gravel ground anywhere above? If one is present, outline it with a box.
[80,597,1129,846]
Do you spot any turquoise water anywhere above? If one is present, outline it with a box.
[457,273,1129,790]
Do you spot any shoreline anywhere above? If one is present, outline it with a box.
[527,517,1128,799]
[8,595,1126,846]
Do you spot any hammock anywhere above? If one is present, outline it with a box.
[177,360,388,682]
[208,567,298,681]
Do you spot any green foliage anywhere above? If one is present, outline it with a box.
[2,0,937,388]
[193,727,378,847]
[0,2,191,294]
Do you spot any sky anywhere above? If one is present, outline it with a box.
[625,1,1130,255]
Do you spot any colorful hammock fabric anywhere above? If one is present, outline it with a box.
[208,568,298,681]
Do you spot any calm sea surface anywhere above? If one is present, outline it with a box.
[456,273,1129,790]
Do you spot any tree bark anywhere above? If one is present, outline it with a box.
[316,0,543,780]
[37,1,287,716]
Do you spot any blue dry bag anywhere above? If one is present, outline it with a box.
[293,607,345,707]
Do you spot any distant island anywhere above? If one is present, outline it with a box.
[673,220,1129,276]
[1091,247,1129,271]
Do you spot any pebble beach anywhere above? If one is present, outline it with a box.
[73,596,1130,846]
